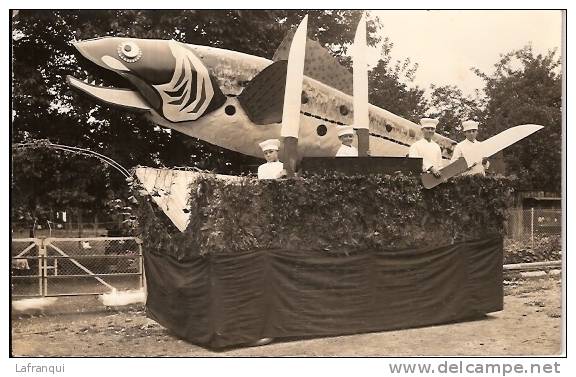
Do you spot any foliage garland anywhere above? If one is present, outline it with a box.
[136,172,514,259]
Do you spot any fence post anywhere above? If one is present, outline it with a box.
[38,238,47,297]
[530,207,535,250]
[511,208,522,238]
[78,209,83,237]
[35,240,42,296]
[137,238,144,290]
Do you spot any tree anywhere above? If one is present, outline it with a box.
[11,10,384,223]
[11,146,119,230]
[12,10,381,163]
[427,85,483,140]
[473,45,562,192]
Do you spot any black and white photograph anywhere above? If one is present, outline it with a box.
[8,6,567,370]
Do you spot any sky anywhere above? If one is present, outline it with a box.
[368,10,563,96]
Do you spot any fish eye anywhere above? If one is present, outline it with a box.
[117,42,142,63]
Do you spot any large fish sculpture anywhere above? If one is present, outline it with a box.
[67,33,457,160]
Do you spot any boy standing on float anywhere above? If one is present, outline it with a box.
[257,139,286,179]
[408,118,443,177]
[451,120,490,176]
[335,125,359,157]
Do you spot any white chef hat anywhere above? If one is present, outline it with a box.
[420,118,439,129]
[258,139,280,152]
[337,125,355,137]
[462,120,479,132]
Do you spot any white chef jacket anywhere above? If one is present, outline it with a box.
[336,144,359,157]
[408,138,443,172]
[451,139,489,176]
[257,161,285,179]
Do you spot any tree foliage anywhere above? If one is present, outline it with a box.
[11,147,117,227]
[13,10,377,168]
[11,10,383,223]
[422,45,561,193]
[136,172,512,257]
[13,10,560,227]
[473,46,562,192]
[427,85,483,140]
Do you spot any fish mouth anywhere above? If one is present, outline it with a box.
[67,39,151,111]
[66,76,152,111]
[68,38,228,121]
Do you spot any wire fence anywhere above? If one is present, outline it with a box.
[11,237,143,298]
[506,208,562,245]
[505,208,562,265]
[10,210,561,298]
[11,222,122,239]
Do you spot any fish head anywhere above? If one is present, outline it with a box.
[68,37,227,122]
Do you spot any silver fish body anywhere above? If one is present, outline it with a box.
[68,37,456,159]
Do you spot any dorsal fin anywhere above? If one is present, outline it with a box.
[237,60,288,125]
[273,28,353,95]
[237,28,353,125]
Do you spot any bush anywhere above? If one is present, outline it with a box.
[136,172,514,259]
[504,234,562,264]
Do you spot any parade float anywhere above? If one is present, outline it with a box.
[131,167,509,349]
[68,15,541,348]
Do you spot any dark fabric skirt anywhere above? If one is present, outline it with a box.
[144,237,503,349]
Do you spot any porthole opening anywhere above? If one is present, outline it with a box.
[225,105,236,116]
[316,125,327,136]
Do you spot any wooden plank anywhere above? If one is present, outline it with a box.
[421,157,468,189]
[281,15,308,177]
[353,13,369,156]
[300,156,422,175]
[503,260,561,271]
[281,15,308,139]
[481,124,544,158]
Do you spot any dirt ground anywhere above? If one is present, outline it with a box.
[11,273,563,357]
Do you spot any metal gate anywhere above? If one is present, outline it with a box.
[11,237,143,297]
